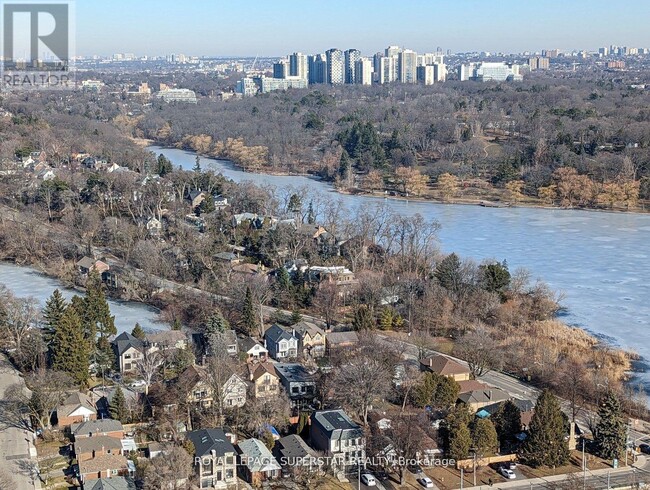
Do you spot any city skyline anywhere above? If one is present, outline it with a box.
[76,0,650,57]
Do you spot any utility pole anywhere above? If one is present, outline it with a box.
[607,471,610,489]
[583,439,587,490]
[473,451,477,487]
[461,468,464,490]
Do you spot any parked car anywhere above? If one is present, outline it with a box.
[408,464,424,474]
[361,473,377,487]
[374,470,389,481]
[418,476,435,488]
[499,467,516,479]
[639,444,650,455]
[506,461,517,470]
[130,379,146,388]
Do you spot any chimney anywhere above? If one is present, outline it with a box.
[429,358,433,367]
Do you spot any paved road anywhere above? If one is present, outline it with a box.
[0,354,39,489]
[377,335,650,445]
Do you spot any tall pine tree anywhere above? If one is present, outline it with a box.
[241,287,256,335]
[520,390,569,467]
[471,418,499,457]
[42,289,67,349]
[131,323,145,340]
[594,391,627,461]
[109,386,128,422]
[51,306,90,386]
[85,270,116,340]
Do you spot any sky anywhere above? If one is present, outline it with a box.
[76,0,650,57]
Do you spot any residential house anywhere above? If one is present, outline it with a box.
[176,365,247,409]
[274,363,317,409]
[477,399,535,430]
[145,330,188,354]
[419,354,471,382]
[214,195,229,209]
[193,329,238,360]
[112,332,144,374]
[78,454,130,484]
[214,251,241,265]
[71,419,125,440]
[247,362,280,399]
[292,321,326,359]
[145,217,162,236]
[188,190,207,209]
[457,380,490,395]
[187,428,238,489]
[264,324,298,360]
[310,410,365,470]
[56,392,97,428]
[308,266,358,289]
[86,477,136,490]
[325,331,359,356]
[231,263,267,277]
[75,435,123,462]
[236,438,281,485]
[273,434,321,476]
[77,257,110,276]
[458,388,511,412]
[238,337,268,362]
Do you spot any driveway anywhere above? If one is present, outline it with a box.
[0,353,40,489]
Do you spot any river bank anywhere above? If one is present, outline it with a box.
[140,139,649,215]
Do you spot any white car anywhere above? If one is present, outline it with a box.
[129,379,146,388]
[360,473,377,487]
[499,467,516,479]
[418,476,435,488]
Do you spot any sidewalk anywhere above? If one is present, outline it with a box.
[460,455,648,490]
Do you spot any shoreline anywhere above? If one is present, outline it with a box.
[141,140,649,216]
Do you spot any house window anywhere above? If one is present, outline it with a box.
[292,386,299,394]
[226,456,234,465]
[227,399,233,406]
[226,469,234,479]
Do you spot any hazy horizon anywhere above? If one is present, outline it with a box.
[76,0,650,57]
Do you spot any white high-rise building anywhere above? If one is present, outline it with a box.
[344,49,361,84]
[378,56,397,84]
[385,45,401,58]
[434,63,447,82]
[398,49,418,83]
[326,48,344,84]
[355,57,373,85]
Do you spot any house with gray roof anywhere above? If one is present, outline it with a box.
[238,337,268,362]
[111,332,144,374]
[264,324,298,360]
[74,435,123,462]
[273,434,321,475]
[236,438,281,485]
[310,410,365,470]
[458,388,511,412]
[187,428,238,489]
[274,363,317,409]
[86,477,136,490]
[71,419,124,440]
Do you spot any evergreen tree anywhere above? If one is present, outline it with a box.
[51,306,90,386]
[109,386,128,422]
[297,411,309,436]
[276,267,291,291]
[171,319,182,330]
[594,391,627,461]
[338,152,351,181]
[306,201,315,225]
[42,289,67,347]
[379,307,394,330]
[290,310,303,325]
[520,390,570,467]
[492,400,522,442]
[481,261,511,294]
[434,253,463,293]
[411,372,460,409]
[131,323,145,340]
[471,418,499,457]
[449,422,472,460]
[84,270,117,340]
[352,305,374,331]
[241,287,257,335]
[193,155,201,173]
[93,336,115,380]
[288,193,302,214]
[156,154,173,176]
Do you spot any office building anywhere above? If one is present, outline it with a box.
[289,52,308,80]
[326,48,344,84]
[154,88,198,103]
[398,49,418,83]
[344,49,361,84]
[260,76,308,93]
[459,62,522,82]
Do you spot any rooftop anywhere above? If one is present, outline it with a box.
[420,354,470,376]
[188,428,236,458]
[75,435,122,454]
[237,438,281,473]
[71,419,124,437]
